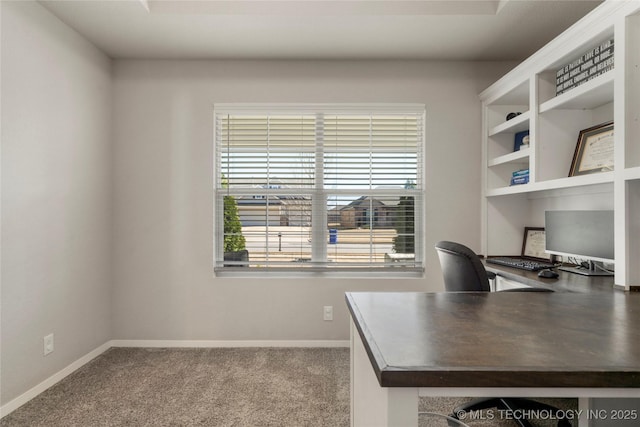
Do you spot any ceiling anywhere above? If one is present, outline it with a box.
[39,0,603,61]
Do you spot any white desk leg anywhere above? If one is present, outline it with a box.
[578,398,590,427]
[351,320,419,427]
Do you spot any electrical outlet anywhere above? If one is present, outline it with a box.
[44,333,54,356]
[323,306,333,321]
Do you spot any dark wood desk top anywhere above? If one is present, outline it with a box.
[346,292,640,388]
[482,260,616,293]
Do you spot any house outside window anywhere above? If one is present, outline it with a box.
[214,104,424,274]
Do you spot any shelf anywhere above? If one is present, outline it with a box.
[486,183,533,197]
[487,79,529,106]
[488,111,530,136]
[539,71,614,113]
[488,148,530,167]
[624,167,640,181]
[534,172,614,191]
[487,185,523,197]
[486,171,614,197]
[482,1,640,290]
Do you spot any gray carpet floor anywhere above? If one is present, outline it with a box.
[1,347,350,427]
[1,347,577,427]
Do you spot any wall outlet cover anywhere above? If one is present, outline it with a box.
[44,333,54,356]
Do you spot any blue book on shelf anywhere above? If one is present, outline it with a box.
[512,169,529,177]
[510,175,529,186]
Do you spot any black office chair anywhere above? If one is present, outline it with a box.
[434,241,571,427]
[435,240,553,293]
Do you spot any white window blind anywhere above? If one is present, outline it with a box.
[214,104,424,273]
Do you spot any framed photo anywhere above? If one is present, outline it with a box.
[569,121,614,177]
[522,227,550,261]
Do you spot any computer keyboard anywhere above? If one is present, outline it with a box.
[486,257,555,271]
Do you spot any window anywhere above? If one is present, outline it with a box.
[214,104,424,273]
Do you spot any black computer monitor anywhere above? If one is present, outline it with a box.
[545,210,614,276]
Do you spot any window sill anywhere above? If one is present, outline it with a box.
[214,266,424,279]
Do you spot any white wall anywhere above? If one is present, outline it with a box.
[0,0,514,407]
[112,59,512,341]
[1,1,113,406]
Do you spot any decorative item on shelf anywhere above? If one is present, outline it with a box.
[569,121,614,177]
[514,130,530,151]
[510,168,529,186]
[510,175,529,186]
[556,38,614,95]
[506,112,522,121]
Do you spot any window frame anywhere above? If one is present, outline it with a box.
[213,103,425,276]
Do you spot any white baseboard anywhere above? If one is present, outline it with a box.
[0,341,112,418]
[0,339,349,418]
[110,339,350,348]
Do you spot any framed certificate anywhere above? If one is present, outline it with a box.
[569,121,614,177]
[522,227,550,261]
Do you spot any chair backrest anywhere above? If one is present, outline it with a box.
[434,241,491,292]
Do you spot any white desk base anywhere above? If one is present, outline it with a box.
[351,320,638,427]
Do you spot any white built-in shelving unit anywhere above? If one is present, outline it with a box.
[480,0,640,291]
